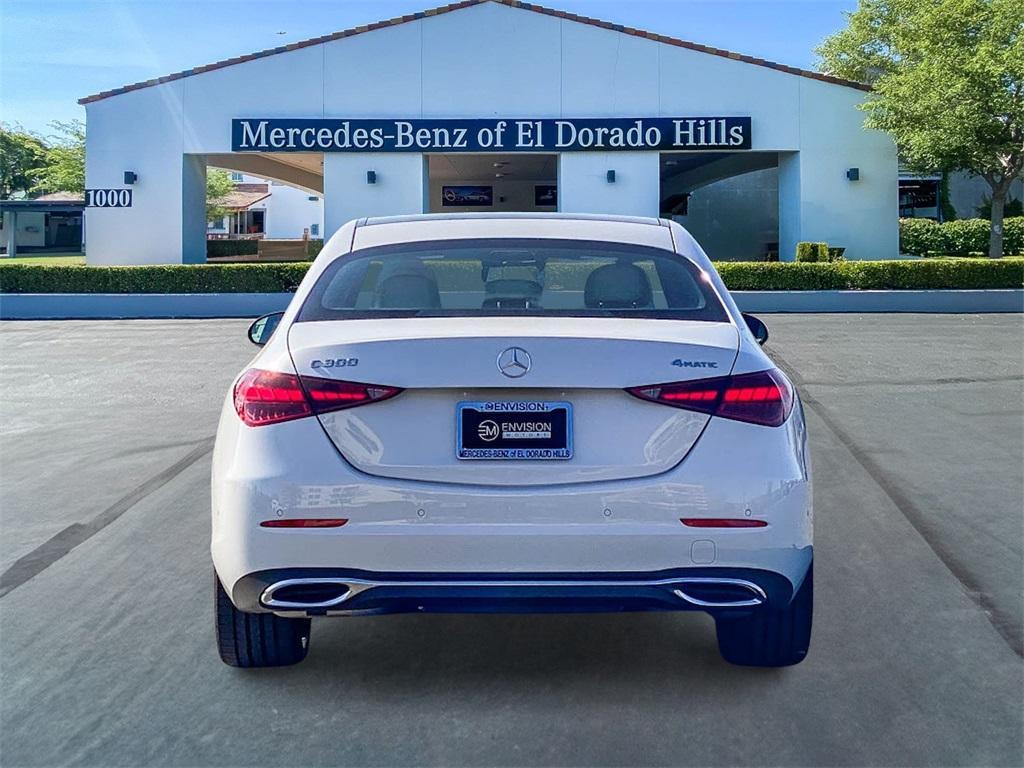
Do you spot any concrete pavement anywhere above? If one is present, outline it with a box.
[1,315,1021,767]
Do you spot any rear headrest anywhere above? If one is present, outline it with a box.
[375,259,441,309]
[584,263,653,309]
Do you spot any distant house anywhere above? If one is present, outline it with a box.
[0,192,84,257]
[207,172,324,240]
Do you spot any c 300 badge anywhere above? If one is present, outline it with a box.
[311,358,359,369]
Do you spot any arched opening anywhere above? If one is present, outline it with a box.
[187,153,326,261]
[660,152,781,261]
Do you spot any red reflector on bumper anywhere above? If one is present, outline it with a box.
[680,518,768,528]
[259,519,349,528]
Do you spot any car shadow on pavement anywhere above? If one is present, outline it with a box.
[236,611,786,688]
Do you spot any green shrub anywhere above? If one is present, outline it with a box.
[0,264,310,294]
[795,242,829,262]
[938,219,990,255]
[206,240,259,258]
[827,247,846,262]
[899,218,941,256]
[1003,217,1024,255]
[716,259,1023,291]
[1,259,1021,295]
[845,258,1024,289]
[900,216,1024,257]
[716,262,850,290]
[306,239,324,258]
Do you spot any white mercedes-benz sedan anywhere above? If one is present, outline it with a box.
[212,213,812,668]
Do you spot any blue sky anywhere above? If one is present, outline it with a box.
[0,0,856,136]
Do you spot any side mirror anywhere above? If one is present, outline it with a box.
[247,312,284,346]
[743,313,769,345]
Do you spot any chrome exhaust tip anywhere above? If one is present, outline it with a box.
[261,578,356,609]
[672,578,766,608]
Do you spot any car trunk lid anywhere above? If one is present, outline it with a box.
[288,317,738,485]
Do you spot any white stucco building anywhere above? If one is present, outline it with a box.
[79,0,897,265]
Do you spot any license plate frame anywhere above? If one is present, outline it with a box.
[456,401,573,460]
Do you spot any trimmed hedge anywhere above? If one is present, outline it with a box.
[0,264,310,294]
[1,259,1021,294]
[207,240,259,258]
[795,242,829,263]
[715,259,1024,291]
[899,217,1024,257]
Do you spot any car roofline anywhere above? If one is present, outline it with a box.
[358,212,669,228]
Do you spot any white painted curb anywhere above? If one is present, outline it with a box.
[733,289,1023,313]
[0,289,1021,319]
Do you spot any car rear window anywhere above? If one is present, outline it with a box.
[296,238,728,322]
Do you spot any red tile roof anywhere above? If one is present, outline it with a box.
[34,191,86,202]
[232,182,270,194]
[78,0,868,105]
[220,188,271,211]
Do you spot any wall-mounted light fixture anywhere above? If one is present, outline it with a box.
[366,170,377,184]
[846,167,860,181]
[123,171,138,185]
[606,170,616,183]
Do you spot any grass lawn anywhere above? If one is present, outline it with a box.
[1,253,86,266]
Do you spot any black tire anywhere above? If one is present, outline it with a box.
[714,564,813,667]
[215,574,311,667]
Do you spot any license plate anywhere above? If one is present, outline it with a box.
[457,401,573,460]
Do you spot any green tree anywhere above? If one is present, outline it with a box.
[33,120,85,195]
[0,126,46,198]
[206,169,235,223]
[818,0,1024,257]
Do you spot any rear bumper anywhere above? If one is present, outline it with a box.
[229,565,807,617]
[212,394,813,601]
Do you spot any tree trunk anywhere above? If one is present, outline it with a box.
[988,185,1006,259]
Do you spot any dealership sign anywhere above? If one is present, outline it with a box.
[232,117,752,153]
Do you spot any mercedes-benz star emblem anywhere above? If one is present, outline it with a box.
[497,347,531,378]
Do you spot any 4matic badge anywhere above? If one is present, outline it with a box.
[672,359,718,369]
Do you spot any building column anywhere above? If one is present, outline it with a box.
[5,211,17,259]
[558,152,661,217]
[323,154,428,241]
[182,155,208,264]
[85,155,203,266]
[778,152,801,262]
[777,142,898,261]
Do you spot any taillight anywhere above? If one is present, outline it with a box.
[627,369,794,427]
[234,370,310,426]
[680,518,768,528]
[260,518,349,528]
[233,369,401,427]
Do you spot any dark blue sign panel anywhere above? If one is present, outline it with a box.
[535,185,558,207]
[232,117,752,153]
[442,186,493,207]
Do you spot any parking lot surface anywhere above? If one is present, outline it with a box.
[1,314,1022,767]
